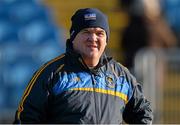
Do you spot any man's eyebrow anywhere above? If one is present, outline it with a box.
[81,28,105,33]
[98,30,105,32]
[81,29,89,32]
[83,29,89,31]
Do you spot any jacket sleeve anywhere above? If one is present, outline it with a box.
[13,65,51,124]
[123,84,153,124]
[122,68,153,124]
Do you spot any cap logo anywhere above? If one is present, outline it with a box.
[84,13,96,20]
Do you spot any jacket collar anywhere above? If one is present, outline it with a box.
[66,49,112,75]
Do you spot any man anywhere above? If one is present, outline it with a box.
[14,8,153,124]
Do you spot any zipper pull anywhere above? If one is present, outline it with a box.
[91,74,96,85]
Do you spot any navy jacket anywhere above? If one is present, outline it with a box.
[14,44,153,124]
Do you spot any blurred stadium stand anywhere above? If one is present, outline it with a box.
[134,48,180,124]
[161,0,180,44]
[133,1,180,123]
[0,0,65,123]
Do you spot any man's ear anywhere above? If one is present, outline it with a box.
[66,39,73,51]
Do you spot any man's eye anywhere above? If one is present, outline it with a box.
[97,32,105,36]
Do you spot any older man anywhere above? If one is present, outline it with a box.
[14,8,153,124]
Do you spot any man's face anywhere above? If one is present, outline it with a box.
[72,27,107,60]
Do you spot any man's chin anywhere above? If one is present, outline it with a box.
[86,53,99,59]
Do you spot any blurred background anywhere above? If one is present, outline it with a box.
[0,0,180,124]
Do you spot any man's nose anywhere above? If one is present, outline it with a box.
[87,33,97,42]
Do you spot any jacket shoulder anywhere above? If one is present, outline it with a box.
[109,59,129,76]
[30,53,66,85]
[112,60,136,80]
[43,53,66,73]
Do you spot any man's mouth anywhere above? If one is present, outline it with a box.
[88,45,97,48]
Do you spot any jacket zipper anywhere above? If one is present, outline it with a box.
[91,74,99,123]
[78,57,99,123]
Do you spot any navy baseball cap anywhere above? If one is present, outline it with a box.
[69,8,110,42]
